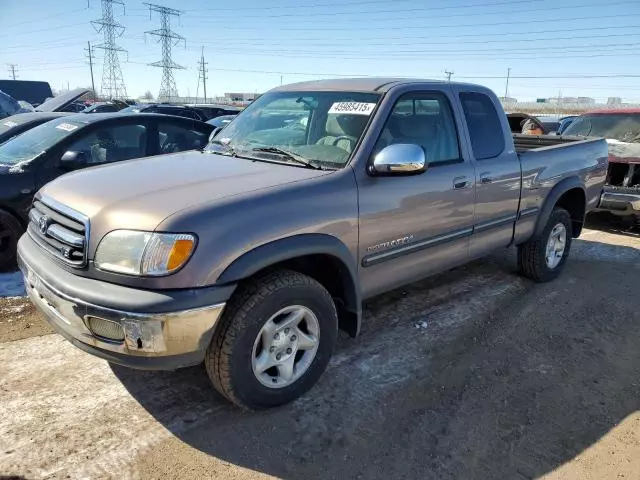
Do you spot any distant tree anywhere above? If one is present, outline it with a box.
[143,90,154,100]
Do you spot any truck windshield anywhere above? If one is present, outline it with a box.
[0,117,84,166]
[563,113,640,143]
[204,91,381,169]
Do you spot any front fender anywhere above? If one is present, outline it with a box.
[218,233,362,336]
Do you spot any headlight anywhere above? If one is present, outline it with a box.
[95,230,196,276]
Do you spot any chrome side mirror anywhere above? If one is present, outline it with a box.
[370,144,426,175]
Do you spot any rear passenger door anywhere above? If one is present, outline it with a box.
[357,90,476,298]
[454,90,522,259]
[150,119,212,156]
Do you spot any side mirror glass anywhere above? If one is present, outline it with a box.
[60,150,87,169]
[371,144,426,175]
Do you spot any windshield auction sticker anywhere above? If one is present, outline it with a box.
[328,102,376,115]
[3,121,18,127]
[55,123,79,132]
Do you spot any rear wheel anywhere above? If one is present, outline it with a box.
[205,270,338,410]
[0,211,23,272]
[518,207,573,282]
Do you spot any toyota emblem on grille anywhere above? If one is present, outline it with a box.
[39,215,50,234]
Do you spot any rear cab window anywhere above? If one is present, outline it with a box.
[66,123,147,165]
[459,92,505,160]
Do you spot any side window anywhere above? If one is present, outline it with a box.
[459,92,505,160]
[66,123,147,165]
[376,92,460,164]
[157,121,208,154]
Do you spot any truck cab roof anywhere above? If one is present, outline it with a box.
[271,77,481,93]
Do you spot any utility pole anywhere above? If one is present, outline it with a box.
[444,69,454,83]
[91,0,128,100]
[145,3,185,102]
[197,46,208,103]
[7,64,18,80]
[85,41,96,96]
[504,67,511,100]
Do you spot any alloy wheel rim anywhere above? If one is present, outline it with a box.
[251,305,320,389]
[545,223,567,269]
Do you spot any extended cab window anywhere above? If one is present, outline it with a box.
[375,92,460,164]
[459,92,505,160]
[158,121,209,154]
[67,124,147,165]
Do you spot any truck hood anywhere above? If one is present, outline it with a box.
[40,151,331,233]
[606,139,640,164]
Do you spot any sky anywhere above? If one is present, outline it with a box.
[2,0,640,102]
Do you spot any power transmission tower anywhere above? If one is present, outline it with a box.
[196,46,208,103]
[7,64,18,80]
[444,70,454,82]
[144,3,185,102]
[91,0,128,100]
[85,41,96,96]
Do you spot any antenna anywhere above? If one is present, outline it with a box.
[144,3,185,102]
[91,0,128,100]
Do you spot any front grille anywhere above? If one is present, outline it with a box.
[27,197,88,267]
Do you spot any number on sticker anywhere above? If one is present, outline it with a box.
[328,102,376,115]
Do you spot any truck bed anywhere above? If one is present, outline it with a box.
[512,134,591,154]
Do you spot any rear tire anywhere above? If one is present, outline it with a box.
[0,211,23,272]
[518,207,573,283]
[205,270,338,410]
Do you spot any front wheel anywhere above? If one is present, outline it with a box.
[205,270,338,410]
[518,207,573,282]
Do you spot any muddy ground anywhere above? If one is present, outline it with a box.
[0,217,638,479]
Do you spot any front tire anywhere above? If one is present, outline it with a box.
[205,270,338,410]
[518,207,573,282]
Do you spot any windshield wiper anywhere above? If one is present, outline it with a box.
[251,147,322,170]
[207,139,238,156]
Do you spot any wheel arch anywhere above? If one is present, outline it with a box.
[534,177,586,239]
[217,234,362,337]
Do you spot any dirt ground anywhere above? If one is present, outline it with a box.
[0,217,638,479]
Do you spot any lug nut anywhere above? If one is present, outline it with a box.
[276,353,282,360]
[272,378,277,383]
[274,333,280,340]
[291,335,297,341]
[286,348,292,354]
[284,328,290,334]
[269,346,275,353]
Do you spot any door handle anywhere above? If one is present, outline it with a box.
[453,176,470,189]
[480,173,494,184]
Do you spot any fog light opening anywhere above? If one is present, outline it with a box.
[85,316,125,342]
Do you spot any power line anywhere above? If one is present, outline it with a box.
[7,64,18,80]
[186,12,640,32]
[144,3,185,102]
[186,0,546,13]
[200,0,634,19]
[92,0,127,100]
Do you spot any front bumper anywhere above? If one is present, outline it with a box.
[18,235,231,370]
[596,187,640,216]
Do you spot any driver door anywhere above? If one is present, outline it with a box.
[357,90,476,298]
